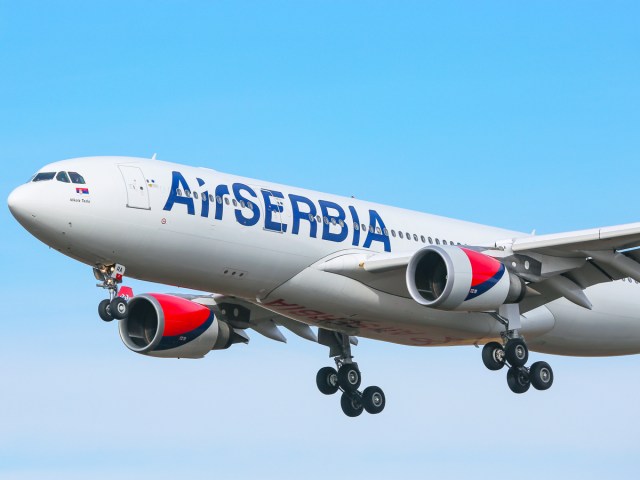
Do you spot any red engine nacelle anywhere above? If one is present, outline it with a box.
[119,293,234,358]
[406,245,525,311]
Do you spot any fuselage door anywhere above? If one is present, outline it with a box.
[119,165,151,210]
[261,189,285,233]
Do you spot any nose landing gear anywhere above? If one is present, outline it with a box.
[316,329,386,417]
[483,304,554,394]
[94,264,130,322]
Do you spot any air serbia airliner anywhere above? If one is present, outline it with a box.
[8,156,640,416]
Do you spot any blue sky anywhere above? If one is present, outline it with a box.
[1,1,639,478]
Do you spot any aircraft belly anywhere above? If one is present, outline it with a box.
[529,282,640,356]
[258,267,502,347]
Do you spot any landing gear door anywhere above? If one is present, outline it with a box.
[119,165,150,210]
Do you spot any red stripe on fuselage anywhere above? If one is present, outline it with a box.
[461,248,502,287]
[149,293,211,337]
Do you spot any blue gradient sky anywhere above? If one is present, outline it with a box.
[1,2,639,478]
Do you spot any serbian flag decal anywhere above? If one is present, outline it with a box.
[76,187,90,194]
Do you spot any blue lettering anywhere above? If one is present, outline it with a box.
[197,178,209,218]
[214,184,230,220]
[163,171,195,215]
[363,209,391,252]
[262,190,287,232]
[289,194,318,238]
[348,206,360,246]
[233,183,260,226]
[319,200,348,243]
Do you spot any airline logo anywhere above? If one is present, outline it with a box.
[76,187,90,194]
[461,247,505,300]
[163,171,392,252]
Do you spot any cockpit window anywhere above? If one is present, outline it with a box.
[56,171,71,183]
[68,172,86,184]
[32,172,56,182]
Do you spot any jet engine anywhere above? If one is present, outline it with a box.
[406,245,525,311]
[119,293,236,358]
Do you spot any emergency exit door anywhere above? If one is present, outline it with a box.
[119,165,150,210]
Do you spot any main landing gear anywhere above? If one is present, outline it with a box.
[316,329,386,417]
[94,264,130,322]
[482,304,554,394]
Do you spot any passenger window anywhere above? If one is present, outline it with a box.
[436,238,440,245]
[232,199,238,207]
[247,201,253,210]
[406,232,410,240]
[331,218,336,225]
[413,234,418,241]
[361,224,367,231]
[377,227,382,234]
[443,240,448,245]
[68,172,86,184]
[391,230,396,238]
[428,237,433,244]
[176,188,183,196]
[310,214,316,222]
[193,192,199,200]
[324,217,329,224]
[421,235,426,243]
[209,194,214,202]
[384,228,389,236]
[56,171,70,183]
[32,172,56,182]
[399,231,404,239]
[185,190,191,198]
[224,197,230,205]
[240,200,246,208]
[316,215,322,223]
[354,222,360,231]
[216,196,222,204]
[339,219,344,227]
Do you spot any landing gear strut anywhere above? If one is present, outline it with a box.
[316,329,386,417]
[94,264,129,322]
[483,304,554,394]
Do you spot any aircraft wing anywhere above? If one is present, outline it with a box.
[496,221,640,312]
[317,221,640,314]
[172,293,318,344]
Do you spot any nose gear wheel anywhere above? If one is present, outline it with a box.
[94,264,130,322]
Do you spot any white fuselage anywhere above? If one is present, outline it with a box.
[9,156,640,356]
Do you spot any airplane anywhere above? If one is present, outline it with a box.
[8,155,640,417]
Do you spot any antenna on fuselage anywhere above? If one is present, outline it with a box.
[151,153,157,160]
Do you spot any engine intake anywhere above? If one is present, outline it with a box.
[119,293,234,358]
[406,245,524,311]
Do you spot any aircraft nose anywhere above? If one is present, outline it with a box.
[7,184,36,226]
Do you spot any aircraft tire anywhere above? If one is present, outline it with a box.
[316,367,339,395]
[362,386,386,414]
[482,342,505,371]
[337,364,361,392]
[98,299,113,322]
[340,392,364,418]
[529,361,554,390]
[505,338,528,367]
[110,297,128,320]
[506,366,531,394]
